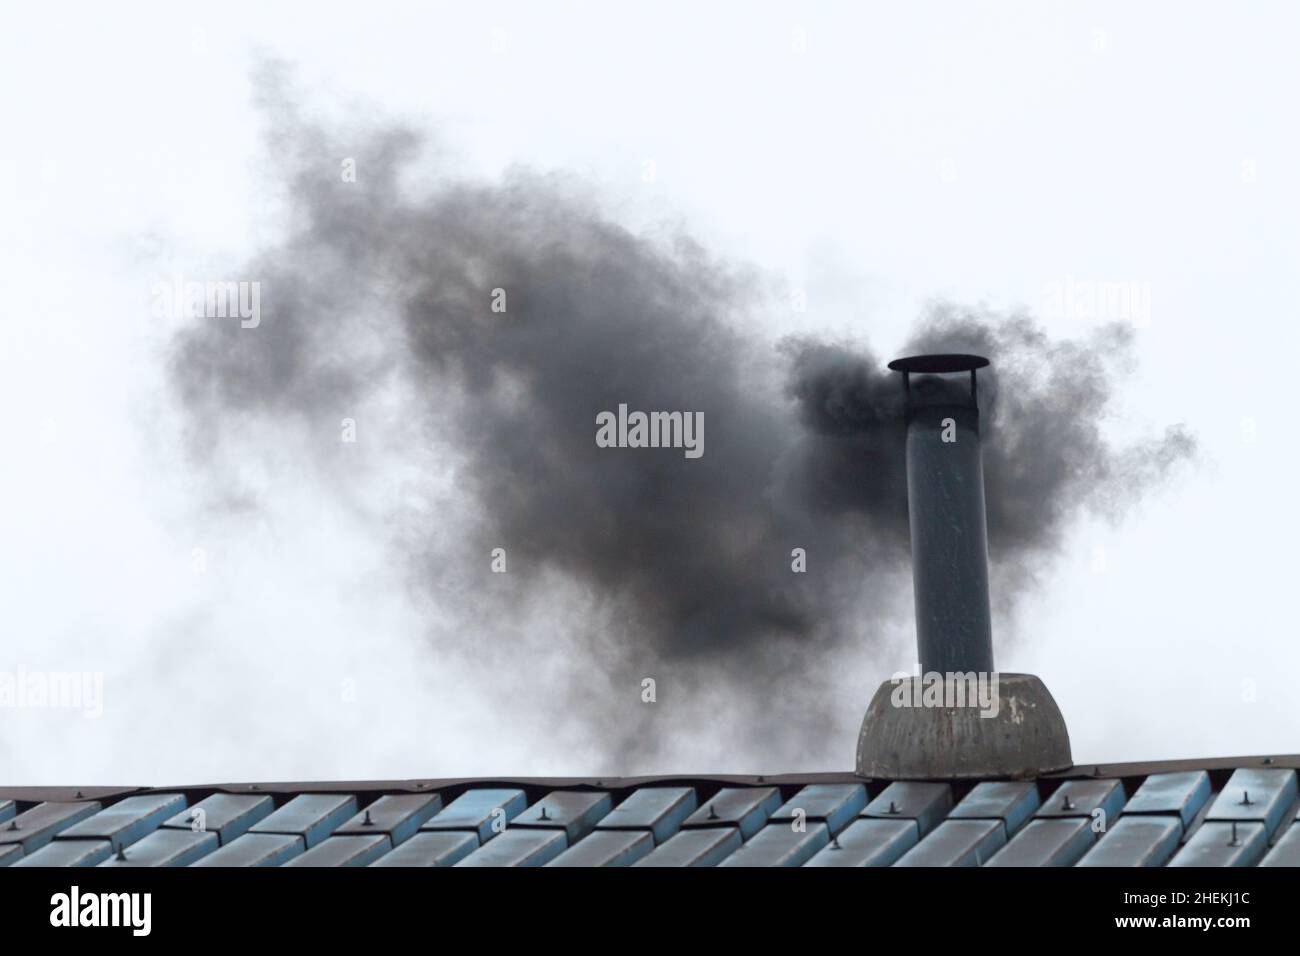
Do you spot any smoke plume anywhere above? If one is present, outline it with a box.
[167,72,1194,769]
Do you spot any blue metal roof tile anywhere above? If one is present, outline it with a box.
[1120,771,1211,827]
[894,818,1005,867]
[335,793,441,846]
[511,791,612,843]
[10,839,112,868]
[371,831,479,867]
[1168,821,1268,867]
[1076,816,1182,867]
[804,818,918,867]
[98,829,218,867]
[190,832,305,867]
[984,818,1095,867]
[717,821,829,867]
[1035,779,1126,825]
[422,788,528,843]
[546,829,654,867]
[56,794,185,851]
[682,787,781,839]
[0,843,22,866]
[949,781,1039,836]
[633,827,742,867]
[0,800,13,825]
[454,828,567,867]
[162,794,273,846]
[863,782,952,837]
[0,801,102,854]
[284,834,392,867]
[1203,768,1297,838]
[248,794,357,849]
[771,784,867,837]
[595,787,696,844]
[1258,822,1300,867]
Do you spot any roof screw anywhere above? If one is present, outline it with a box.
[707,805,719,820]
[75,791,84,799]
[115,845,127,861]
[1228,822,1240,847]
[886,801,899,815]
[1062,794,1075,811]
[7,820,19,831]
[1263,757,1274,765]
[756,776,765,783]
[1240,790,1252,806]
[363,810,375,826]
[830,836,843,851]
[539,807,551,821]
[1092,766,1101,777]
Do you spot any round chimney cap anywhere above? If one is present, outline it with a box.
[888,353,989,374]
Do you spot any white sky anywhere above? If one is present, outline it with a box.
[2,1,1298,783]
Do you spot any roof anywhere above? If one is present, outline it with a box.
[4,755,1299,867]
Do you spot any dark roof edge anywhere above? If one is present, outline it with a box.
[4,753,1297,804]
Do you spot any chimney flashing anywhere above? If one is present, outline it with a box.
[857,673,1073,780]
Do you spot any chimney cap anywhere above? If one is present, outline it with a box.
[888,353,989,374]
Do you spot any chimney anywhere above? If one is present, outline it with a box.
[895,354,994,675]
[856,354,1073,780]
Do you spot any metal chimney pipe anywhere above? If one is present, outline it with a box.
[888,353,994,674]
[856,351,1073,780]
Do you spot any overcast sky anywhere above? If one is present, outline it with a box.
[2,1,1298,783]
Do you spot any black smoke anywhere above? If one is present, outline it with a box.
[167,71,1194,768]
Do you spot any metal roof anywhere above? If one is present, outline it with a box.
[2,758,1299,867]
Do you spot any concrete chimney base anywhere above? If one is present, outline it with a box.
[856,673,1072,780]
